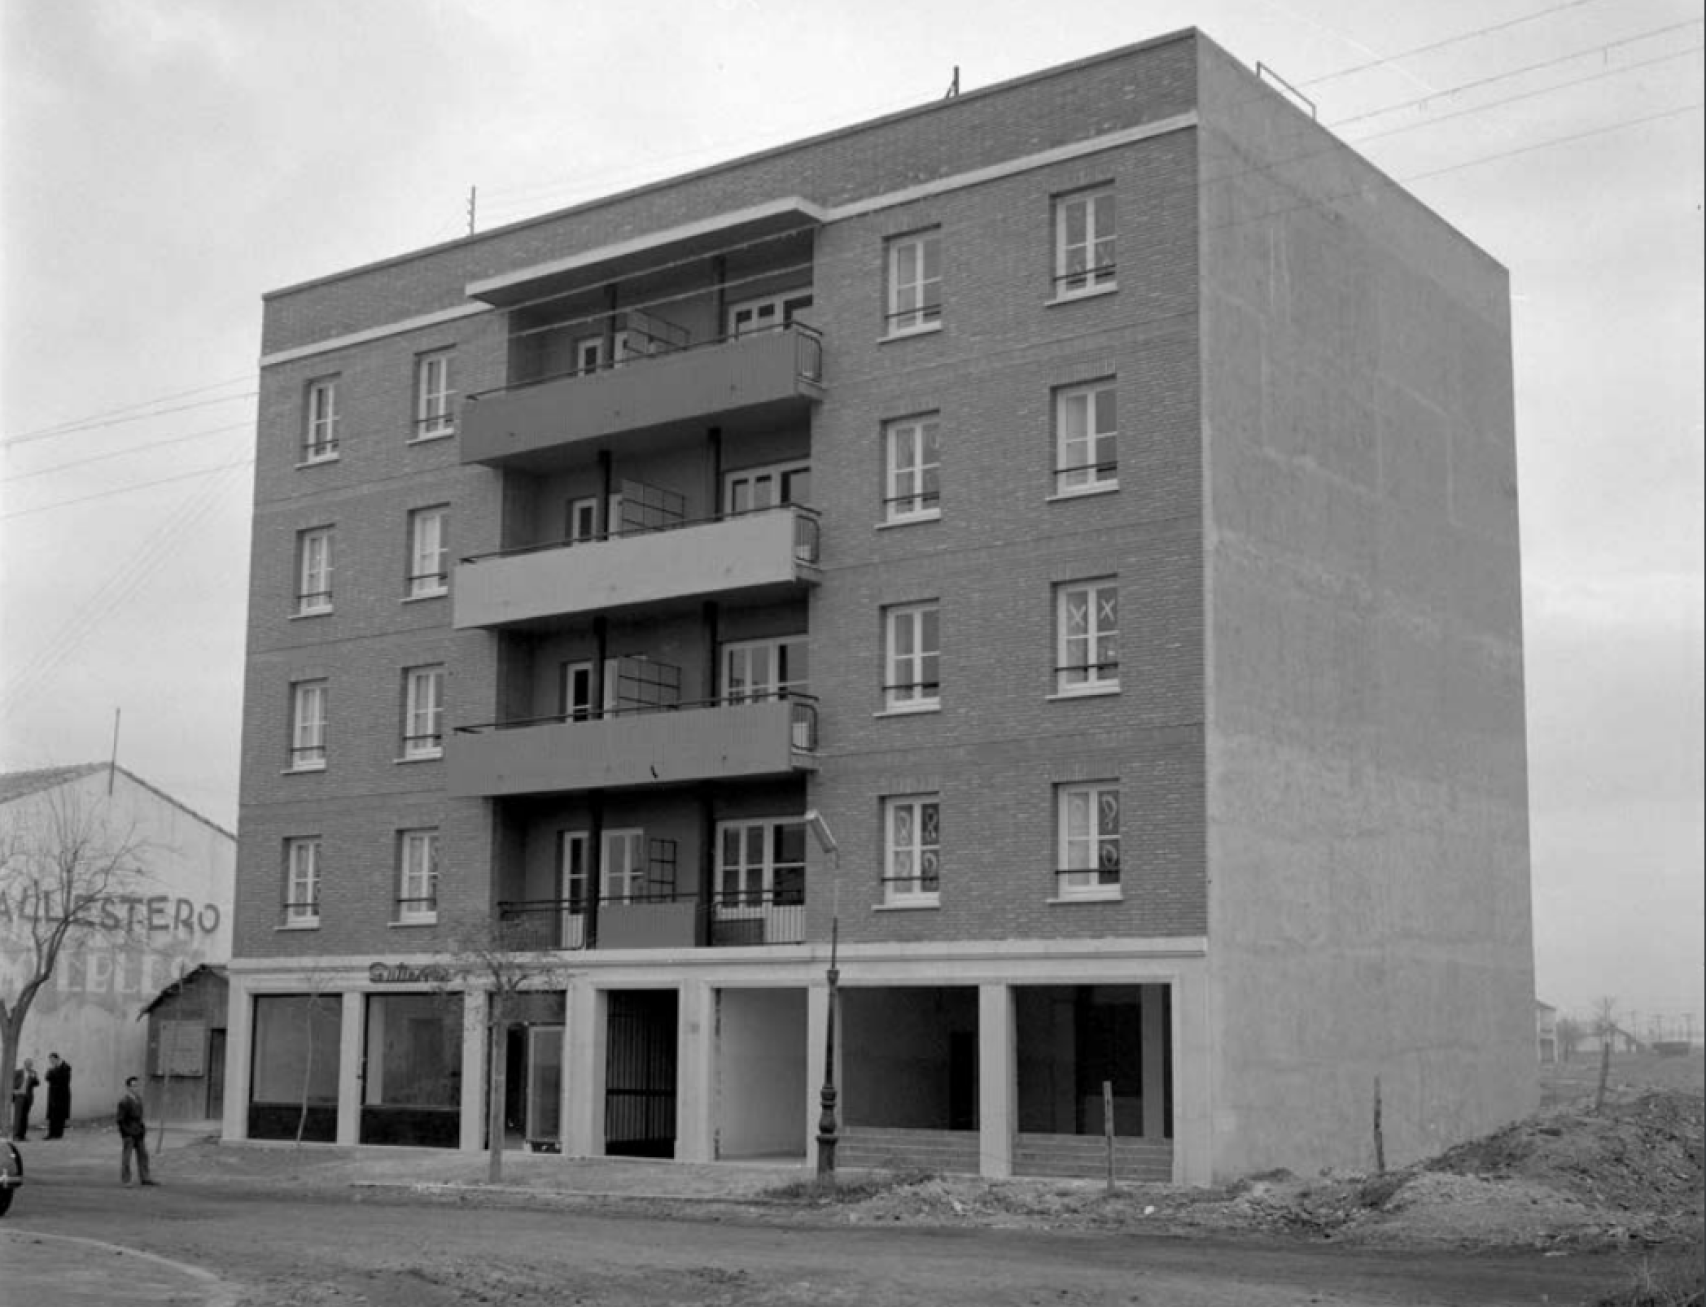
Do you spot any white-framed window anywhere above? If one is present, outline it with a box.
[601,829,645,904]
[402,665,445,759]
[883,795,940,904]
[406,506,449,598]
[295,527,333,615]
[414,350,456,439]
[884,415,941,522]
[724,461,811,515]
[397,829,439,923]
[1055,380,1118,494]
[1056,579,1119,693]
[573,335,607,375]
[303,377,339,463]
[289,680,328,770]
[1054,188,1117,296]
[559,660,599,720]
[716,818,806,910]
[883,602,940,710]
[1057,782,1120,897]
[723,635,808,704]
[567,496,600,543]
[727,291,813,337]
[284,837,321,926]
[885,230,941,334]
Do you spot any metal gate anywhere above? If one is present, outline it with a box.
[605,991,678,1157]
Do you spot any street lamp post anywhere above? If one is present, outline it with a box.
[804,810,841,1183]
[816,916,840,1181]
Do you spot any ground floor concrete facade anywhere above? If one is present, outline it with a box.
[223,938,1210,1183]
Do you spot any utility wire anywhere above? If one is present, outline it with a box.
[1302,0,1612,86]
[2,374,254,444]
[0,421,254,483]
[1,390,257,448]
[0,455,253,519]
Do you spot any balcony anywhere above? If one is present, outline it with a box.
[496,889,807,951]
[454,504,820,630]
[460,323,825,469]
[446,695,817,799]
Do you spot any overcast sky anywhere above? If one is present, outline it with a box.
[1,0,1700,1027]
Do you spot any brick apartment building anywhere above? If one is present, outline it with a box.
[225,28,1535,1183]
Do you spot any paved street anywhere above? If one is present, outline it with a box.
[0,1125,1634,1306]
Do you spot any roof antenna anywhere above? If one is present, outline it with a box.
[944,65,959,99]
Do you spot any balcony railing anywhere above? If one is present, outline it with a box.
[447,693,816,797]
[454,503,819,629]
[460,323,825,466]
[496,888,806,950]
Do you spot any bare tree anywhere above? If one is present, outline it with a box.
[294,968,342,1150]
[1591,996,1618,1115]
[438,914,572,1184]
[0,782,150,1117]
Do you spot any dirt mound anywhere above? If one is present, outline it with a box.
[1423,1090,1704,1227]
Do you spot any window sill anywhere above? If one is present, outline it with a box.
[1046,483,1119,503]
[402,590,449,604]
[876,512,942,531]
[879,321,943,344]
[1047,890,1122,905]
[874,703,941,719]
[290,608,333,621]
[1045,283,1118,308]
[390,917,439,928]
[395,752,444,765]
[1046,685,1120,702]
[407,430,455,446]
[873,900,940,911]
[282,764,327,776]
[277,920,320,931]
[295,454,341,470]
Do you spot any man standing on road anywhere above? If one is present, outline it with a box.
[11,1057,39,1140]
[117,1076,156,1186]
[44,1053,71,1139]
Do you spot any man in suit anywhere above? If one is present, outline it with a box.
[44,1054,71,1139]
[116,1076,156,1186]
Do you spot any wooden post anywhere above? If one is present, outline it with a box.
[1103,1079,1115,1193]
[1373,1076,1386,1174]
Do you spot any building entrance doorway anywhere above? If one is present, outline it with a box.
[605,990,678,1157]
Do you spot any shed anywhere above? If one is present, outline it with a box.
[138,964,229,1124]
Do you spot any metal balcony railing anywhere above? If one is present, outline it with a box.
[459,502,820,568]
[469,321,824,402]
[456,690,818,750]
[496,887,807,950]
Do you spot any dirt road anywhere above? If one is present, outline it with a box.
[7,1168,1634,1307]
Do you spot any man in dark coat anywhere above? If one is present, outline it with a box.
[11,1058,39,1140]
[116,1076,155,1185]
[44,1053,71,1139]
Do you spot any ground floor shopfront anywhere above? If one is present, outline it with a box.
[223,940,1211,1183]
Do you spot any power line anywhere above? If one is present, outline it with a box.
[1302,0,1613,87]
[0,455,253,520]
[1332,22,1703,131]
[1,390,257,448]
[0,421,254,484]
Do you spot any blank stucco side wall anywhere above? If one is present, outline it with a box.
[1194,34,1535,1179]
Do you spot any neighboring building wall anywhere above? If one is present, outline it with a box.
[0,767,234,1120]
[1195,36,1535,1176]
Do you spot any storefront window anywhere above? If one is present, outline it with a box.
[361,992,463,1147]
[250,994,341,1141]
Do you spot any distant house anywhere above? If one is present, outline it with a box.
[1578,1022,1645,1056]
[1535,1001,1558,1064]
[0,763,234,1118]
